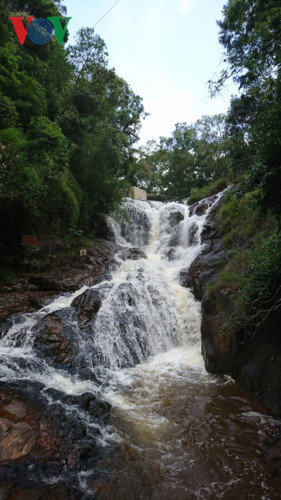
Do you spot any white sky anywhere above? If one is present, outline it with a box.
[65,0,237,145]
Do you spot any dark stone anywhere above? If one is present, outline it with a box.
[0,386,108,497]
[0,390,63,466]
[189,188,281,419]
[236,361,262,391]
[119,248,147,261]
[180,240,227,301]
[72,289,102,329]
[182,191,238,375]
[53,392,111,422]
[201,308,237,373]
[188,223,199,246]
[168,210,184,225]
[91,214,116,242]
[201,201,224,242]
[166,248,176,261]
[88,399,111,420]
[266,432,281,481]
[34,311,74,365]
[189,195,217,217]
[195,203,208,216]
[168,233,180,247]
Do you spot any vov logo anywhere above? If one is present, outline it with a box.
[9,17,71,45]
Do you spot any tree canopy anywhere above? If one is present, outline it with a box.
[0,0,146,247]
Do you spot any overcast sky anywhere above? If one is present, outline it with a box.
[64,0,236,145]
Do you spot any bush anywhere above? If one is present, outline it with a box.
[187,178,228,204]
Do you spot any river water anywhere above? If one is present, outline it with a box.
[0,196,280,498]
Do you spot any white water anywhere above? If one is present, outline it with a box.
[100,196,218,439]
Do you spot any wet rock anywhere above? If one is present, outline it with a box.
[34,312,74,365]
[168,210,184,225]
[182,193,226,301]
[201,306,237,373]
[0,421,37,462]
[76,393,111,421]
[91,213,116,242]
[200,195,227,243]
[166,248,176,260]
[189,195,217,217]
[0,386,111,496]
[189,189,281,419]
[3,400,27,419]
[119,248,147,261]
[43,390,111,423]
[168,233,180,247]
[72,289,102,329]
[0,240,118,327]
[180,240,227,301]
[0,390,63,466]
[6,485,71,500]
[182,191,237,374]
[195,203,208,216]
[266,432,281,480]
[87,398,111,420]
[66,442,94,471]
[0,292,57,326]
[188,223,199,246]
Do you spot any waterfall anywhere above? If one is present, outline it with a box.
[0,192,279,499]
[0,195,221,386]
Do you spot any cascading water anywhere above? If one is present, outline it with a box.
[0,194,280,499]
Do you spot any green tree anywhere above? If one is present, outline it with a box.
[214,0,281,219]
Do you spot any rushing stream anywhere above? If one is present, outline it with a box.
[0,195,280,498]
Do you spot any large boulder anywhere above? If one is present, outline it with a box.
[0,385,112,497]
[34,311,74,365]
[179,240,227,301]
[0,389,63,467]
[118,248,147,261]
[71,289,102,329]
[168,210,184,225]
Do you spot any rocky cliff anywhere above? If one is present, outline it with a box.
[0,237,118,327]
[184,192,281,478]
[185,193,281,418]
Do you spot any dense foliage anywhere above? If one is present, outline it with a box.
[0,0,145,250]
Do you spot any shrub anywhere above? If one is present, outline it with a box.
[187,178,228,204]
